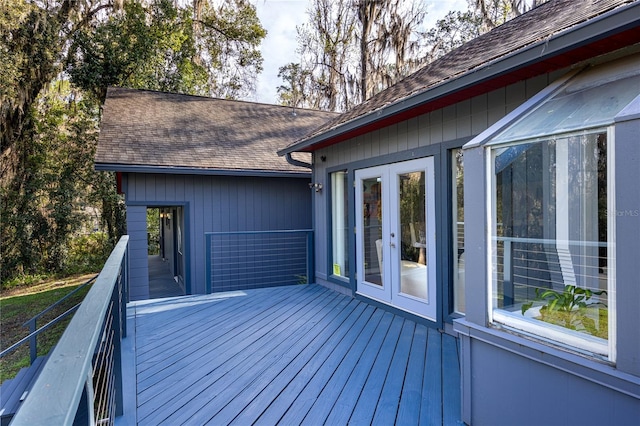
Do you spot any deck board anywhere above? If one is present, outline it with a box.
[200,300,367,425]
[373,320,415,424]
[396,323,428,424]
[127,284,461,425]
[422,328,443,425]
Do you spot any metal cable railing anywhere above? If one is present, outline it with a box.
[10,235,129,426]
[206,230,314,293]
[494,236,607,307]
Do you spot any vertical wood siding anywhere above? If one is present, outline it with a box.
[125,174,311,298]
[127,205,149,300]
[312,74,554,287]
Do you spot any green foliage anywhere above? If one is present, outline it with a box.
[1,274,50,291]
[1,280,93,382]
[195,0,266,99]
[67,0,207,101]
[277,63,314,108]
[521,285,608,339]
[1,81,98,282]
[64,233,111,275]
[2,0,266,286]
[66,0,266,100]
[147,209,160,255]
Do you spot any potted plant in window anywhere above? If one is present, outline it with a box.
[521,285,607,339]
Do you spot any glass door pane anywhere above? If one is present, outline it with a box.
[355,165,389,303]
[389,157,437,320]
[362,176,383,286]
[398,170,427,299]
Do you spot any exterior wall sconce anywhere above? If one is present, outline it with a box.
[309,182,323,192]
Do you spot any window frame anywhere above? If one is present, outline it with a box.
[452,148,465,315]
[328,169,351,284]
[486,127,617,361]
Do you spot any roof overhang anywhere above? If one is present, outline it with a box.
[95,163,311,178]
[278,1,640,155]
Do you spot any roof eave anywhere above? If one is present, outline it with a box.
[278,1,640,156]
[94,163,311,178]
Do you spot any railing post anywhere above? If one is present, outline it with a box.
[112,270,124,417]
[205,234,212,293]
[121,246,128,338]
[28,319,37,365]
[306,231,314,284]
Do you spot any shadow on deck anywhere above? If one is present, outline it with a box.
[120,284,462,425]
[148,255,184,299]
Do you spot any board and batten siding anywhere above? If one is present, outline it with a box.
[311,73,558,289]
[124,173,312,300]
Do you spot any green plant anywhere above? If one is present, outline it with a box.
[521,285,607,339]
[295,274,308,285]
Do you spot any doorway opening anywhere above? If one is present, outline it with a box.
[147,207,185,298]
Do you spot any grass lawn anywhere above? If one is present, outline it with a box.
[0,274,96,383]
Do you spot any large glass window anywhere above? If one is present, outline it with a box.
[452,149,465,314]
[331,171,349,279]
[484,57,640,360]
[490,130,613,357]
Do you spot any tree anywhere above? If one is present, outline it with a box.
[470,0,548,31]
[66,0,266,101]
[277,0,552,113]
[277,63,315,109]
[355,0,427,100]
[295,0,357,111]
[1,0,267,284]
[420,10,483,65]
[279,0,436,112]
[1,81,99,278]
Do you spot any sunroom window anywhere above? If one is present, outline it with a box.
[487,57,640,360]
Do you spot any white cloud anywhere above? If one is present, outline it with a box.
[249,0,468,105]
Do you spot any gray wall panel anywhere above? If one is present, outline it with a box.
[312,75,549,289]
[126,205,149,300]
[124,173,311,297]
[615,101,640,376]
[469,338,640,426]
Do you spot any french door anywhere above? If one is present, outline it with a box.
[355,157,436,320]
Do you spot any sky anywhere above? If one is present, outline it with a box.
[249,0,469,105]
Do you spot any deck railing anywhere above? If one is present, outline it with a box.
[495,236,606,306]
[11,235,129,426]
[205,230,314,293]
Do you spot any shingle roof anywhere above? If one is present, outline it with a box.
[282,0,639,152]
[95,87,337,174]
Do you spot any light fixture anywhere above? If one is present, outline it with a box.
[308,182,323,192]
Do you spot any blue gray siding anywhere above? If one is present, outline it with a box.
[124,173,311,299]
[127,205,148,300]
[312,73,556,289]
[454,55,640,424]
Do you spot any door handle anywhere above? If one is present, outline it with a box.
[390,242,396,248]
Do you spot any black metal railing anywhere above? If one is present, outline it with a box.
[0,275,97,365]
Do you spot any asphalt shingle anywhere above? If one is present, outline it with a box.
[96,88,337,173]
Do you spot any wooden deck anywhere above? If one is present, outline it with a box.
[121,284,462,425]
